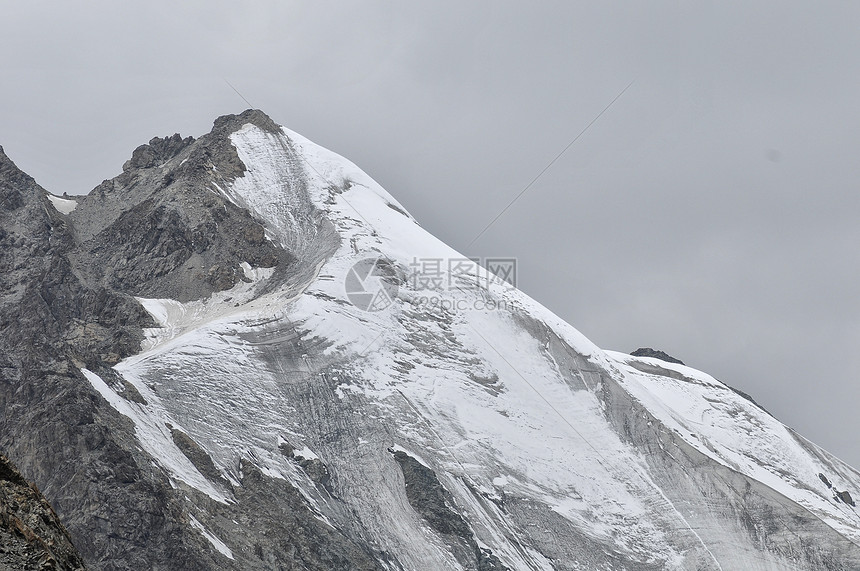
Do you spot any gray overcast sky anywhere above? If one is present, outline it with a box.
[3,1,859,467]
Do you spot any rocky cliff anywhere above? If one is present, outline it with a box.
[0,453,86,570]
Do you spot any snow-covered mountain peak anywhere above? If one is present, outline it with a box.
[103,113,860,568]
[4,110,857,569]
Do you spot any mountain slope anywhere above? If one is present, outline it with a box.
[0,453,87,570]
[1,111,859,570]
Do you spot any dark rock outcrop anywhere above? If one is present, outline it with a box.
[70,110,291,302]
[123,134,195,172]
[389,448,509,571]
[836,490,856,507]
[279,442,334,493]
[631,347,685,365]
[169,427,228,486]
[0,453,87,571]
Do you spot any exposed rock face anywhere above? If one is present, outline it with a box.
[122,134,195,172]
[2,111,860,570]
[0,454,87,571]
[390,449,508,571]
[70,111,290,303]
[837,490,856,507]
[630,347,685,365]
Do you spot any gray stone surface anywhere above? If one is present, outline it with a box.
[0,453,87,571]
[630,347,685,365]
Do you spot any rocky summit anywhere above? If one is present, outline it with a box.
[1,111,859,570]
